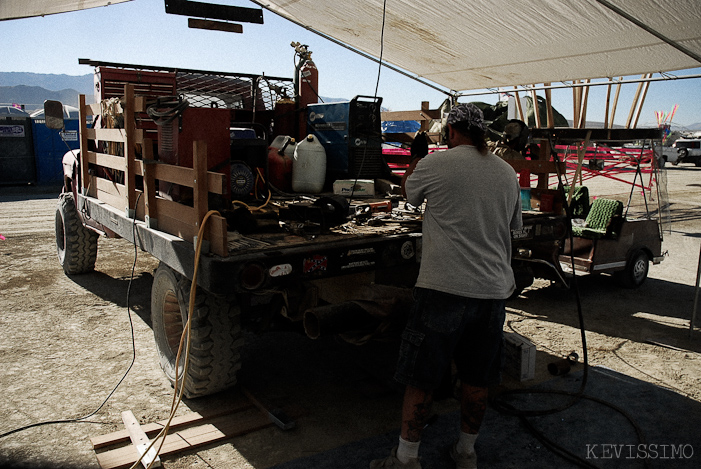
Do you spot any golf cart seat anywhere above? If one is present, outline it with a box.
[571,198,623,239]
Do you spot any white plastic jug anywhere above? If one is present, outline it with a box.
[292,134,326,193]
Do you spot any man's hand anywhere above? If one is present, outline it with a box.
[410,131,430,159]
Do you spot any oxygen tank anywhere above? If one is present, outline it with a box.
[292,134,326,193]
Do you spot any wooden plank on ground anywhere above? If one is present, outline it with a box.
[91,401,255,450]
[95,408,274,469]
[120,410,161,468]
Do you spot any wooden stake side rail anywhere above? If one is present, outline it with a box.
[78,84,229,257]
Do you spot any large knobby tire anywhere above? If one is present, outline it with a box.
[151,263,243,398]
[615,250,649,288]
[55,193,98,275]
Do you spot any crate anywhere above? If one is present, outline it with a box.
[503,331,536,381]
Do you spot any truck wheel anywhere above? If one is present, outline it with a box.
[151,263,243,398]
[615,250,649,288]
[55,192,98,275]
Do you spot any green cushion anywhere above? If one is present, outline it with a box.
[571,198,623,239]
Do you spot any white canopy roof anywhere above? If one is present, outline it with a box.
[254,0,701,92]
[0,0,131,21]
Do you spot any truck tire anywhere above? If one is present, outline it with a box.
[151,263,243,398]
[55,193,98,275]
[615,250,649,288]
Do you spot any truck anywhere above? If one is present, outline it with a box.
[47,61,619,399]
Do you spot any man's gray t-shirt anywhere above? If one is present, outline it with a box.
[405,144,523,299]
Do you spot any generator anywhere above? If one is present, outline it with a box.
[153,101,268,203]
[155,103,232,203]
[307,96,390,184]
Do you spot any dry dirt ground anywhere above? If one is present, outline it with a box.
[1,164,700,469]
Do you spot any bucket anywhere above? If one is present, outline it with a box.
[540,193,554,212]
[520,188,531,211]
[292,134,326,193]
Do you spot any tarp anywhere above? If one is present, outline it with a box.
[0,0,131,21]
[253,0,701,92]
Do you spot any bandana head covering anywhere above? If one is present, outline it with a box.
[446,103,487,132]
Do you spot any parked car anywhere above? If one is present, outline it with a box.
[671,137,701,166]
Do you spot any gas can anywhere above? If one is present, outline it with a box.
[268,136,295,192]
[292,134,326,193]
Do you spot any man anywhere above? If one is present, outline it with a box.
[370,103,522,469]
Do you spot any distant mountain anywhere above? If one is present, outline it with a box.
[0,72,93,94]
[0,72,93,113]
[0,85,87,112]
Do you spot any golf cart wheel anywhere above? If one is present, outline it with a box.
[678,148,689,162]
[615,250,649,288]
[55,192,98,275]
[151,263,243,398]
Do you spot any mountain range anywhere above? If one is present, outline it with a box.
[0,72,93,112]
[2,72,700,130]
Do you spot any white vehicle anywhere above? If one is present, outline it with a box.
[672,138,701,166]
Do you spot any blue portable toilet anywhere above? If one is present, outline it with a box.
[0,106,36,185]
[31,105,80,185]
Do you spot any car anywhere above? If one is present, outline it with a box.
[671,137,701,166]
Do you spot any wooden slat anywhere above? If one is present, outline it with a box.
[86,151,125,172]
[124,84,137,215]
[79,95,90,194]
[84,127,144,145]
[155,198,228,257]
[133,160,225,195]
[120,411,161,468]
[91,403,255,450]
[507,159,565,175]
[141,138,158,226]
[383,132,441,144]
[193,140,208,237]
[381,108,441,122]
[95,408,269,469]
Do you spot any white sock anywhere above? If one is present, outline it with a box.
[397,436,420,463]
[456,431,478,455]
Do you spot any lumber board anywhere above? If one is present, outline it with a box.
[507,159,565,175]
[133,160,225,195]
[155,198,228,257]
[91,402,255,450]
[95,408,269,469]
[381,109,441,122]
[120,410,161,468]
[86,151,125,172]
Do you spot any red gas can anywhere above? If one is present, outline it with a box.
[268,136,295,192]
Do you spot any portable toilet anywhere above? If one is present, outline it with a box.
[31,105,80,185]
[0,106,35,185]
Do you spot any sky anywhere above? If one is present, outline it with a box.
[2,0,701,129]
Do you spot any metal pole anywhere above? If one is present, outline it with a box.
[691,242,701,338]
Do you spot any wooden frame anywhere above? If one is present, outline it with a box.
[78,84,230,257]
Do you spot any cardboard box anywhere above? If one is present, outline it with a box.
[333,179,375,197]
[503,332,536,381]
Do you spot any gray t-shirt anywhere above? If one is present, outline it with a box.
[405,144,523,299]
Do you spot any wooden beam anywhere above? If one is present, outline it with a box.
[632,74,651,129]
[188,18,243,33]
[120,411,161,468]
[193,140,208,237]
[544,83,554,128]
[604,79,612,129]
[124,84,137,217]
[626,75,646,129]
[141,138,158,228]
[79,94,90,195]
[380,108,441,122]
[530,89,541,128]
[609,77,622,127]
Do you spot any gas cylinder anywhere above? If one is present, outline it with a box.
[298,59,318,138]
[274,96,296,140]
[292,134,326,194]
[268,136,295,192]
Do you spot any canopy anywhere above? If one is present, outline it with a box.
[0,0,131,21]
[253,0,701,92]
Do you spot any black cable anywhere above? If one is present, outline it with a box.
[348,0,388,209]
[0,194,142,440]
[490,140,650,468]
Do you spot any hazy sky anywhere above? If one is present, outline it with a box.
[2,0,700,128]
